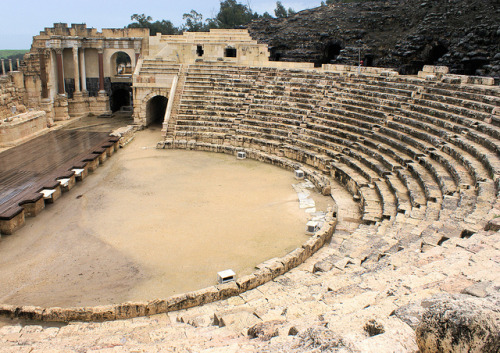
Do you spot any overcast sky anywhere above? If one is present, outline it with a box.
[0,0,322,49]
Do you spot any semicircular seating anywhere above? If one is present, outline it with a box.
[167,64,499,247]
[1,62,499,351]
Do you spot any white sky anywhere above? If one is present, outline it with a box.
[0,0,322,49]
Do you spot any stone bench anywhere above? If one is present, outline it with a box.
[337,80,413,98]
[374,179,397,221]
[331,162,382,224]
[385,175,411,214]
[424,84,500,107]
[395,168,427,208]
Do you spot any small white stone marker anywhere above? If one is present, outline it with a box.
[294,169,305,179]
[72,168,84,177]
[40,189,56,199]
[217,269,236,284]
[306,220,320,235]
[237,151,246,160]
[57,178,70,187]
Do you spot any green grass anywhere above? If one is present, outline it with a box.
[0,50,28,59]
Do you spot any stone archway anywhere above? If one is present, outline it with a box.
[110,51,132,77]
[146,95,168,126]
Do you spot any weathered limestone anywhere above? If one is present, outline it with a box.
[1,22,500,353]
[416,293,500,353]
[0,111,48,146]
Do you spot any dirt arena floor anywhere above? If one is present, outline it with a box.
[0,128,332,308]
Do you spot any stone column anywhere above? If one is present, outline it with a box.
[79,48,87,93]
[39,51,49,99]
[98,49,105,93]
[1,59,5,74]
[92,48,111,116]
[55,49,65,95]
[16,59,20,70]
[72,46,80,94]
[9,59,13,72]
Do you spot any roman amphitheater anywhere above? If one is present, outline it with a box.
[0,24,499,352]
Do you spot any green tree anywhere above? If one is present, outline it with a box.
[213,0,259,29]
[261,12,273,19]
[274,1,287,18]
[128,14,152,28]
[127,14,179,35]
[182,10,208,32]
[274,1,296,18]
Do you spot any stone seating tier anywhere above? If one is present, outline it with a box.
[171,64,496,216]
[172,65,500,242]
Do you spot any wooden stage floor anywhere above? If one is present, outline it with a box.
[0,130,114,219]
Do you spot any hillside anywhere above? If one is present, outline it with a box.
[247,0,500,77]
[0,50,28,59]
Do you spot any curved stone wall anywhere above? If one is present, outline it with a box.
[0,148,337,322]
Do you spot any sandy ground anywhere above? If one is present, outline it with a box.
[0,128,332,307]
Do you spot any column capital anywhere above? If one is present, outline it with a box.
[54,48,64,55]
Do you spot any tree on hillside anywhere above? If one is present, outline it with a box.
[127,14,179,35]
[274,1,296,18]
[213,0,260,28]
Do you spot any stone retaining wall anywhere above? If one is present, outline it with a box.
[0,142,337,323]
[0,111,47,146]
[0,73,26,120]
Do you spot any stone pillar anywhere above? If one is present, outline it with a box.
[1,59,5,74]
[8,59,13,72]
[92,48,111,116]
[55,49,65,95]
[79,48,87,93]
[16,59,20,70]
[72,46,80,94]
[39,51,49,99]
[98,49,105,93]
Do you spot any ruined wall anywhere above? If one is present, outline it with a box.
[21,52,43,108]
[149,29,270,66]
[0,73,27,119]
[0,72,48,146]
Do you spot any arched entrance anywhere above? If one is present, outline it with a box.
[146,95,168,126]
[111,88,131,112]
[110,51,132,76]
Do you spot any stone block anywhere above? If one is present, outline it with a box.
[191,286,221,306]
[236,274,260,292]
[90,305,116,321]
[0,304,16,318]
[42,307,68,322]
[166,293,192,312]
[62,307,94,321]
[114,302,147,320]
[262,259,286,279]
[0,208,25,235]
[143,299,167,316]
[217,281,240,299]
[16,306,44,321]
[422,65,449,74]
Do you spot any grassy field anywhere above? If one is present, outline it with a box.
[0,50,28,59]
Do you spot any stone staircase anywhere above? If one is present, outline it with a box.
[164,64,188,138]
